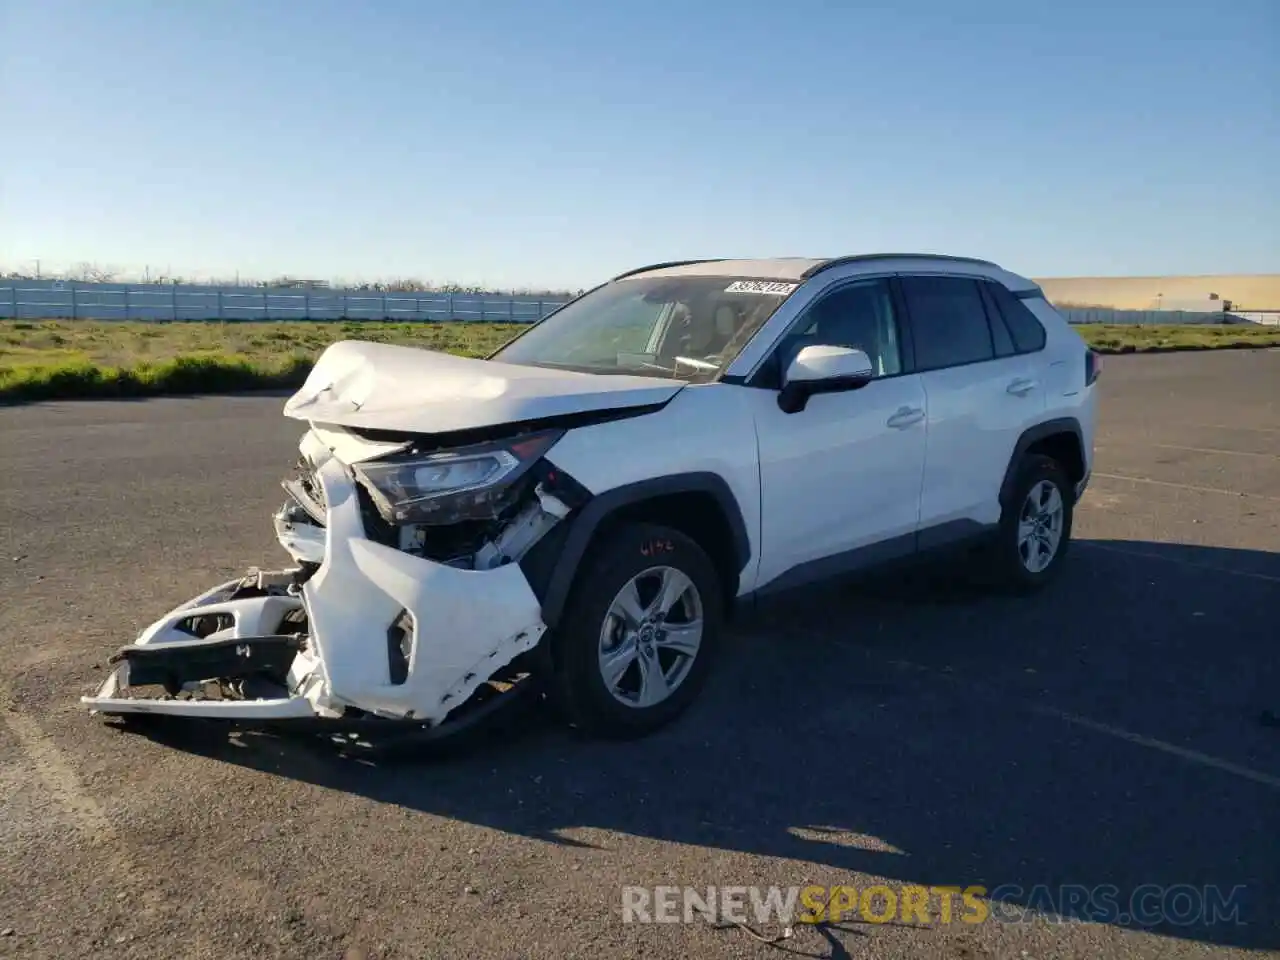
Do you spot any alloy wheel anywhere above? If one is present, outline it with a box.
[597,566,704,708]
[1017,479,1065,573]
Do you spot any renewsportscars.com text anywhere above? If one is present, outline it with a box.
[621,884,1248,928]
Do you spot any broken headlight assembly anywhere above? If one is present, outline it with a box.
[351,430,564,526]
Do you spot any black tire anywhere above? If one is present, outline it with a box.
[988,453,1074,593]
[548,522,723,739]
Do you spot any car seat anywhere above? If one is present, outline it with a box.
[710,303,739,354]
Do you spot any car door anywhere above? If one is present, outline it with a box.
[898,275,1047,536]
[746,277,929,591]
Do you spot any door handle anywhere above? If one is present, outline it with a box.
[886,406,925,429]
[1007,378,1038,396]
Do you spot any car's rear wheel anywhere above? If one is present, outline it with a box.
[549,522,723,739]
[989,453,1074,592]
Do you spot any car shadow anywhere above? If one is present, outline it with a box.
[120,539,1280,951]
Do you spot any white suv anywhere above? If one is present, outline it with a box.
[84,254,1099,743]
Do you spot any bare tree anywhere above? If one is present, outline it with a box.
[0,262,576,297]
[68,262,120,283]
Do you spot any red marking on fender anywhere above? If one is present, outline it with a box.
[640,539,675,557]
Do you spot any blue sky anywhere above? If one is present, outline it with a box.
[2,0,1276,289]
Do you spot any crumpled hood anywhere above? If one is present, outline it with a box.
[283,339,684,434]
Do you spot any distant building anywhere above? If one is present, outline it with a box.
[277,279,330,290]
[1035,274,1280,311]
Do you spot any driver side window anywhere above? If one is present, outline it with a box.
[781,279,902,378]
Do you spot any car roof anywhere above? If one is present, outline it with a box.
[614,254,1039,292]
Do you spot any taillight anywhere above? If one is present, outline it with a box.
[1085,349,1101,386]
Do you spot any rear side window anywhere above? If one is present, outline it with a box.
[899,276,995,371]
[986,282,1047,353]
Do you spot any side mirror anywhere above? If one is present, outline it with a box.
[778,344,875,413]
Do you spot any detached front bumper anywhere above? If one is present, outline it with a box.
[82,571,323,720]
[83,433,549,726]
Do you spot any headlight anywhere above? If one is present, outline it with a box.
[351,430,563,525]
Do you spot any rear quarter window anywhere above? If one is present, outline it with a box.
[987,282,1048,353]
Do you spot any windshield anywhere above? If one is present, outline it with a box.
[490,275,797,382]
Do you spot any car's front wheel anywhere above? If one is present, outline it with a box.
[549,522,723,739]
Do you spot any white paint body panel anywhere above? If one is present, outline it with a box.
[308,421,412,464]
[1029,299,1099,480]
[917,354,1047,528]
[547,383,765,591]
[283,339,683,434]
[748,376,928,586]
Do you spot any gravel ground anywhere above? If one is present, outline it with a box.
[1,348,1277,959]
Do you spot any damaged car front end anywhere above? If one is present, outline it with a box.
[82,339,672,741]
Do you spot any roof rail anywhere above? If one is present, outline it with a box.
[611,259,727,281]
[802,253,999,279]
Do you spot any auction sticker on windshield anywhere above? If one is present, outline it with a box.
[724,280,798,295]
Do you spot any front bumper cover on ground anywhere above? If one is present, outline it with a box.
[82,433,550,730]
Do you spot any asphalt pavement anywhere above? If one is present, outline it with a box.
[1,349,1278,960]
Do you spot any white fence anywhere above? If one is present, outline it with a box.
[1058,307,1274,326]
[0,280,1274,326]
[1219,311,1280,326]
[0,281,569,323]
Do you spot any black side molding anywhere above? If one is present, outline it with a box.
[998,417,1085,508]
[524,471,751,629]
[734,519,997,617]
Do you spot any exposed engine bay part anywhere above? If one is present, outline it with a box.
[277,428,587,574]
[473,483,572,570]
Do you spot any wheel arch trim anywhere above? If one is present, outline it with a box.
[532,472,751,629]
[998,417,1085,509]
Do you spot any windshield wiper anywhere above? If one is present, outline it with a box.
[674,356,720,372]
